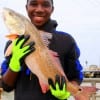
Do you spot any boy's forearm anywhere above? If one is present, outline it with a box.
[2,68,19,87]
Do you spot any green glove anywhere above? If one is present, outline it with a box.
[48,75,71,100]
[9,35,35,72]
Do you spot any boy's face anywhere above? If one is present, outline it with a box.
[26,0,54,28]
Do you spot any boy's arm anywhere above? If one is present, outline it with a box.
[1,35,35,91]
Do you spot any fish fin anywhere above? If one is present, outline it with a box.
[39,80,49,94]
[6,34,19,40]
[74,86,97,100]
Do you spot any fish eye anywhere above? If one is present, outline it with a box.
[8,12,13,16]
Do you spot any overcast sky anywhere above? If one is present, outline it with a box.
[0,0,100,69]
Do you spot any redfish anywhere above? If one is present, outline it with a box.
[1,8,98,100]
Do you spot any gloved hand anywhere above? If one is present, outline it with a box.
[48,75,71,100]
[9,35,35,72]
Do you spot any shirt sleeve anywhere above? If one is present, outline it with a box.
[1,40,15,92]
[1,59,9,75]
[64,41,84,84]
[1,40,12,75]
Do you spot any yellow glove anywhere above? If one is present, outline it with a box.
[48,75,71,100]
[9,35,35,72]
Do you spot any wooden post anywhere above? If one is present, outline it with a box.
[0,88,3,100]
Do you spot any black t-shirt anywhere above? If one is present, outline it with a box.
[15,31,83,100]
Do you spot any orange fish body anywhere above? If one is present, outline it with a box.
[2,8,97,100]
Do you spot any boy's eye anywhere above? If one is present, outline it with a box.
[29,1,52,8]
[42,3,51,7]
[30,1,37,6]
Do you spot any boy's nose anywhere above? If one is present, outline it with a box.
[35,5,44,12]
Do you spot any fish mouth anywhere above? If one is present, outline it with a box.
[2,8,13,23]
[2,8,26,36]
[1,8,6,20]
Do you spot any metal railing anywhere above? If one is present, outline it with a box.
[83,78,100,100]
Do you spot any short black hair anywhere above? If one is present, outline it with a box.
[27,0,53,5]
[51,0,53,5]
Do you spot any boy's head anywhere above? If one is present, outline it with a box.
[26,0,54,28]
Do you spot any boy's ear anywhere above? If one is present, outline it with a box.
[52,6,54,13]
[26,5,28,10]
